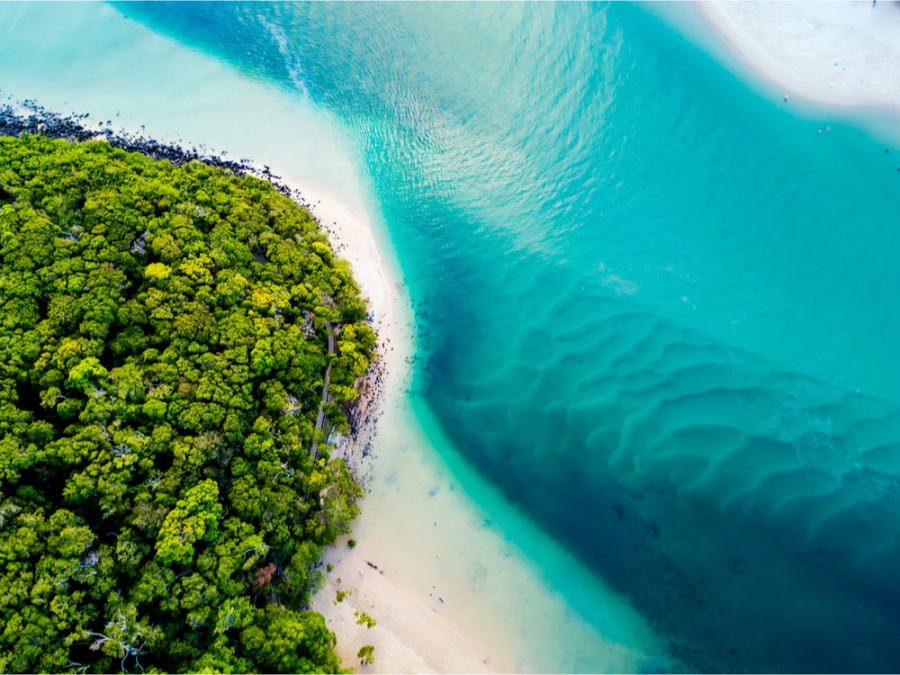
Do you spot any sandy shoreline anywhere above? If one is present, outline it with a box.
[304,194,410,479]
[698,1,900,113]
[299,190,502,673]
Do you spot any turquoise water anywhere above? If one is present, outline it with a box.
[11,2,900,671]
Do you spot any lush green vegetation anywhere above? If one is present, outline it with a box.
[355,646,374,667]
[0,135,376,673]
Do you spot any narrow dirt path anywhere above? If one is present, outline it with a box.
[310,322,337,459]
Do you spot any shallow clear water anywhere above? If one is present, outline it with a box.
[8,2,900,671]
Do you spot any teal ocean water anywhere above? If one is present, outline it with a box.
[7,2,900,671]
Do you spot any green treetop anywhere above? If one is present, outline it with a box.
[0,134,375,673]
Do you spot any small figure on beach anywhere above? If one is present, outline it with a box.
[783,94,790,102]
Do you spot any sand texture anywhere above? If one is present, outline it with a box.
[701,1,900,111]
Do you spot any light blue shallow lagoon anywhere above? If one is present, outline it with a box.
[14,2,900,671]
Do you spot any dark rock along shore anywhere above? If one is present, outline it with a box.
[1,99,286,194]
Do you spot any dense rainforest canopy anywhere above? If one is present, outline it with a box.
[0,135,376,673]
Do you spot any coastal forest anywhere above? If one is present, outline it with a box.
[0,135,376,673]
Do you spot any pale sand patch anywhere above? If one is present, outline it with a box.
[298,190,499,673]
[312,543,495,675]
[699,1,900,111]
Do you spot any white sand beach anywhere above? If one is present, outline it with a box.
[699,1,900,112]
[298,191,498,674]
[302,192,499,674]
